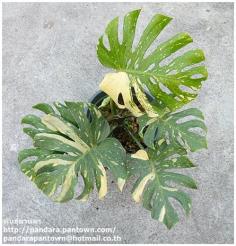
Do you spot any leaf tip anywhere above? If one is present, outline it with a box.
[117,178,126,192]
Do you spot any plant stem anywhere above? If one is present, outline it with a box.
[109,99,117,115]
[124,126,144,150]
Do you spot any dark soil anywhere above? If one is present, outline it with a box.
[100,104,145,153]
[112,117,141,153]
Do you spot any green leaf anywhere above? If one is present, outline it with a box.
[19,102,127,202]
[138,108,207,152]
[128,143,196,229]
[33,103,55,114]
[97,9,208,116]
[98,96,110,109]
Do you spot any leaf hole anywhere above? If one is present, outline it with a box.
[179,85,195,94]
[24,156,37,162]
[131,87,145,111]
[131,11,145,53]
[117,93,125,105]
[159,83,172,95]
[188,127,206,136]
[150,77,156,84]
[167,69,178,75]
[191,74,204,79]
[181,63,203,72]
[146,63,156,72]
[176,115,196,124]
[118,16,123,45]
[142,125,148,135]
[168,197,185,217]
[102,34,110,51]
[58,132,76,142]
[153,127,159,142]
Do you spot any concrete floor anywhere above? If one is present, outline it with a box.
[2,2,234,244]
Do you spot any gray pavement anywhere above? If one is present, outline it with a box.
[2,2,234,244]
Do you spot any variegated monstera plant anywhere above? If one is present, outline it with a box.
[19,9,208,229]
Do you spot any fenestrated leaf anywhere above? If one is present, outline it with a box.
[19,102,127,202]
[138,108,207,152]
[97,9,208,117]
[128,142,196,229]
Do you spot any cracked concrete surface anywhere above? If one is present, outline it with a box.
[2,2,234,244]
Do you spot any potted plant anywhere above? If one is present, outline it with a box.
[18,9,208,229]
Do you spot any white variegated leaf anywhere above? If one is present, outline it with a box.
[128,142,196,229]
[19,102,127,202]
[138,108,207,151]
[97,9,208,117]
